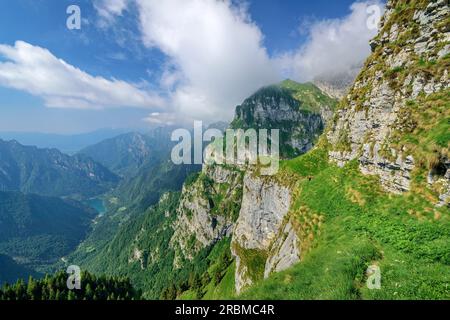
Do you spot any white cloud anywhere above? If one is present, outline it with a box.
[0,1,384,125]
[277,1,383,82]
[94,0,384,124]
[0,41,165,110]
[94,0,130,26]
[143,112,181,126]
[135,0,279,122]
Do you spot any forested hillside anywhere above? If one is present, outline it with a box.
[0,254,40,286]
[0,191,96,280]
[78,131,172,178]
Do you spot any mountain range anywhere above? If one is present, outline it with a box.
[0,139,119,199]
[68,0,449,300]
[0,0,448,301]
[0,129,131,155]
[79,132,168,178]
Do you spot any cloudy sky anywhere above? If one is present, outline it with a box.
[0,0,383,133]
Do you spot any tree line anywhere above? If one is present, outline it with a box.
[0,271,141,300]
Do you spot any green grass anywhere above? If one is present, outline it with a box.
[232,243,268,284]
[279,79,338,113]
[203,262,236,300]
[240,231,381,300]
[280,145,329,176]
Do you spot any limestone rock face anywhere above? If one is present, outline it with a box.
[231,173,297,293]
[233,254,253,293]
[128,248,145,270]
[264,221,300,279]
[233,174,291,250]
[169,164,302,292]
[234,90,324,156]
[328,0,449,196]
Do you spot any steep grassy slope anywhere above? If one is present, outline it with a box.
[279,80,338,114]
[240,144,449,299]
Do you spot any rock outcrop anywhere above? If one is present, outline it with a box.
[232,174,292,250]
[263,221,301,279]
[328,0,449,197]
[231,173,298,293]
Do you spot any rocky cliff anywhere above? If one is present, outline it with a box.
[170,165,243,264]
[169,162,302,293]
[168,80,337,292]
[231,173,298,293]
[328,0,449,203]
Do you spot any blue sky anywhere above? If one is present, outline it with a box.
[0,0,383,133]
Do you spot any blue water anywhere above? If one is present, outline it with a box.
[84,198,106,215]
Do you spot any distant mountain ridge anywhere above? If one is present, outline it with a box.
[0,139,119,198]
[78,127,201,208]
[0,128,131,154]
[78,131,171,178]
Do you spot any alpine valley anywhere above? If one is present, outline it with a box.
[0,0,449,301]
